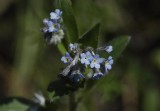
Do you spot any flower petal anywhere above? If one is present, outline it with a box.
[106,64,112,70]
[61,56,65,61]
[85,60,90,65]
[50,12,58,19]
[80,53,86,58]
[90,62,95,68]
[109,59,113,65]
[95,63,100,69]
[97,58,105,63]
[81,58,85,64]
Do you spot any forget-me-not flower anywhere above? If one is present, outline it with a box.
[86,51,94,61]
[105,56,113,71]
[105,45,113,53]
[42,9,64,45]
[90,54,105,69]
[50,9,62,20]
[80,51,93,65]
[42,19,60,33]
[48,21,60,33]
[61,52,73,64]
[59,43,114,81]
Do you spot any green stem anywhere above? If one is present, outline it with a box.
[69,92,77,111]
[57,43,66,55]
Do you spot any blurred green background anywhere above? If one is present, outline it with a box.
[0,0,160,111]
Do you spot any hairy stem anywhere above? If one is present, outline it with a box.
[69,92,77,111]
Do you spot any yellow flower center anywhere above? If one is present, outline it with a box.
[93,59,97,63]
[66,58,69,61]
[105,61,109,65]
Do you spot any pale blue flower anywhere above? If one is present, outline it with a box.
[42,9,64,45]
[50,9,62,20]
[90,54,105,69]
[42,20,60,33]
[105,45,113,53]
[85,51,94,61]
[69,43,79,53]
[55,9,62,16]
[80,51,93,65]
[48,21,60,33]
[61,52,73,64]
[105,56,113,71]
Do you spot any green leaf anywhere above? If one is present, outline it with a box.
[99,35,130,61]
[57,43,67,55]
[78,23,101,48]
[56,0,79,43]
[47,92,60,102]
[0,100,29,111]
[109,35,131,60]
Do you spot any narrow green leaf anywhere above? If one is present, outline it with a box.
[0,100,29,111]
[56,0,79,43]
[108,35,131,60]
[78,23,101,48]
[57,43,67,55]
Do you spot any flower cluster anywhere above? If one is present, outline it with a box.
[42,9,64,44]
[60,43,114,81]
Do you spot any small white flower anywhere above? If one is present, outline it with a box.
[49,29,64,44]
[58,29,64,36]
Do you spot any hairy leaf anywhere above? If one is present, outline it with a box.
[98,36,130,61]
[108,35,131,60]
[78,23,101,48]
[56,0,79,43]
